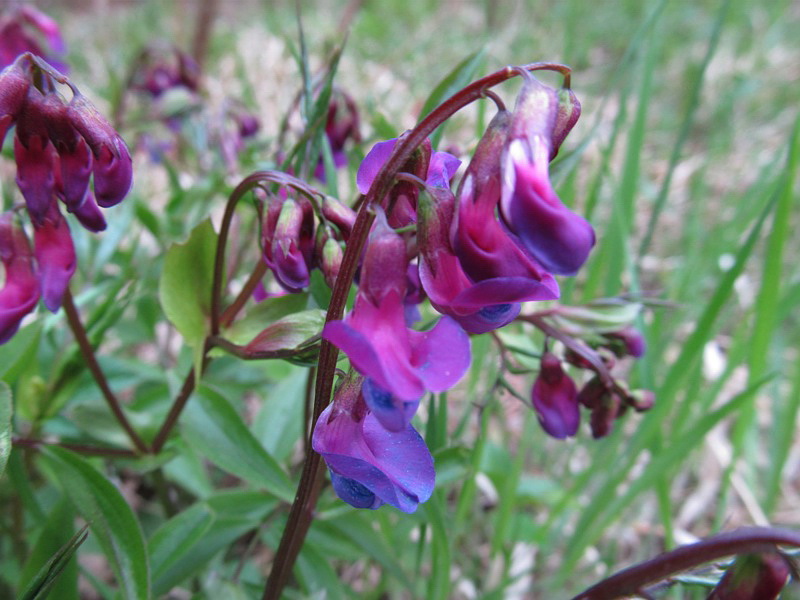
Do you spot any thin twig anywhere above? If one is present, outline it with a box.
[62,289,148,454]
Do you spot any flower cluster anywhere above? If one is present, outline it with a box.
[311,73,598,511]
[530,324,653,439]
[0,53,132,341]
[0,5,66,71]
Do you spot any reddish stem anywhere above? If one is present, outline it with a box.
[572,527,800,600]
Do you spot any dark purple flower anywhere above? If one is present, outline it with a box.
[499,76,595,276]
[67,93,133,207]
[0,57,30,146]
[312,376,435,513]
[361,377,420,432]
[33,203,75,312]
[532,352,579,439]
[0,213,40,344]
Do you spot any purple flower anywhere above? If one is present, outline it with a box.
[324,289,471,402]
[67,93,133,208]
[312,376,435,513]
[532,352,579,439]
[418,182,550,334]
[0,213,40,344]
[324,212,471,402]
[604,326,647,358]
[499,76,595,276]
[0,6,67,71]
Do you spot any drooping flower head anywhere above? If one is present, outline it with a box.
[0,54,133,326]
[500,74,595,276]
[261,195,315,293]
[312,373,435,513]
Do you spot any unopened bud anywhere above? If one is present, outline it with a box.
[707,552,790,600]
[550,87,581,159]
[532,352,579,439]
[577,376,607,409]
[590,393,622,439]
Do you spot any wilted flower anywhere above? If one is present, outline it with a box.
[532,352,579,438]
[312,374,434,513]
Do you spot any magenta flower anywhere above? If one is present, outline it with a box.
[323,212,471,404]
[532,352,579,439]
[324,289,470,403]
[499,76,595,276]
[0,214,40,343]
[312,376,434,513]
[0,6,66,71]
[33,203,76,312]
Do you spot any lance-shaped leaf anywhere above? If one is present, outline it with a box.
[38,447,150,600]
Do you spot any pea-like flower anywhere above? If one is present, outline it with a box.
[312,374,434,513]
[500,75,595,276]
[323,211,471,421]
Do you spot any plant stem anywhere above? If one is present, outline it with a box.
[150,360,198,454]
[62,289,148,454]
[12,437,138,458]
[261,60,571,600]
[572,527,800,600]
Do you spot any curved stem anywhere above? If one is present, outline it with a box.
[572,527,800,600]
[150,358,199,454]
[62,289,148,454]
[261,60,571,600]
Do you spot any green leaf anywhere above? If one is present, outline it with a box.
[181,384,295,502]
[38,447,150,600]
[224,292,310,344]
[148,503,215,595]
[0,322,41,382]
[417,49,486,147]
[158,218,217,351]
[254,366,306,461]
[18,524,88,600]
[244,309,325,354]
[0,382,10,477]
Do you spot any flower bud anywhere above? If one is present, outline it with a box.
[707,552,790,600]
[590,393,622,439]
[0,213,40,344]
[576,375,607,409]
[359,209,408,306]
[321,195,356,240]
[626,389,655,412]
[320,234,343,289]
[269,198,313,292]
[550,87,581,159]
[605,326,647,358]
[532,352,579,439]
